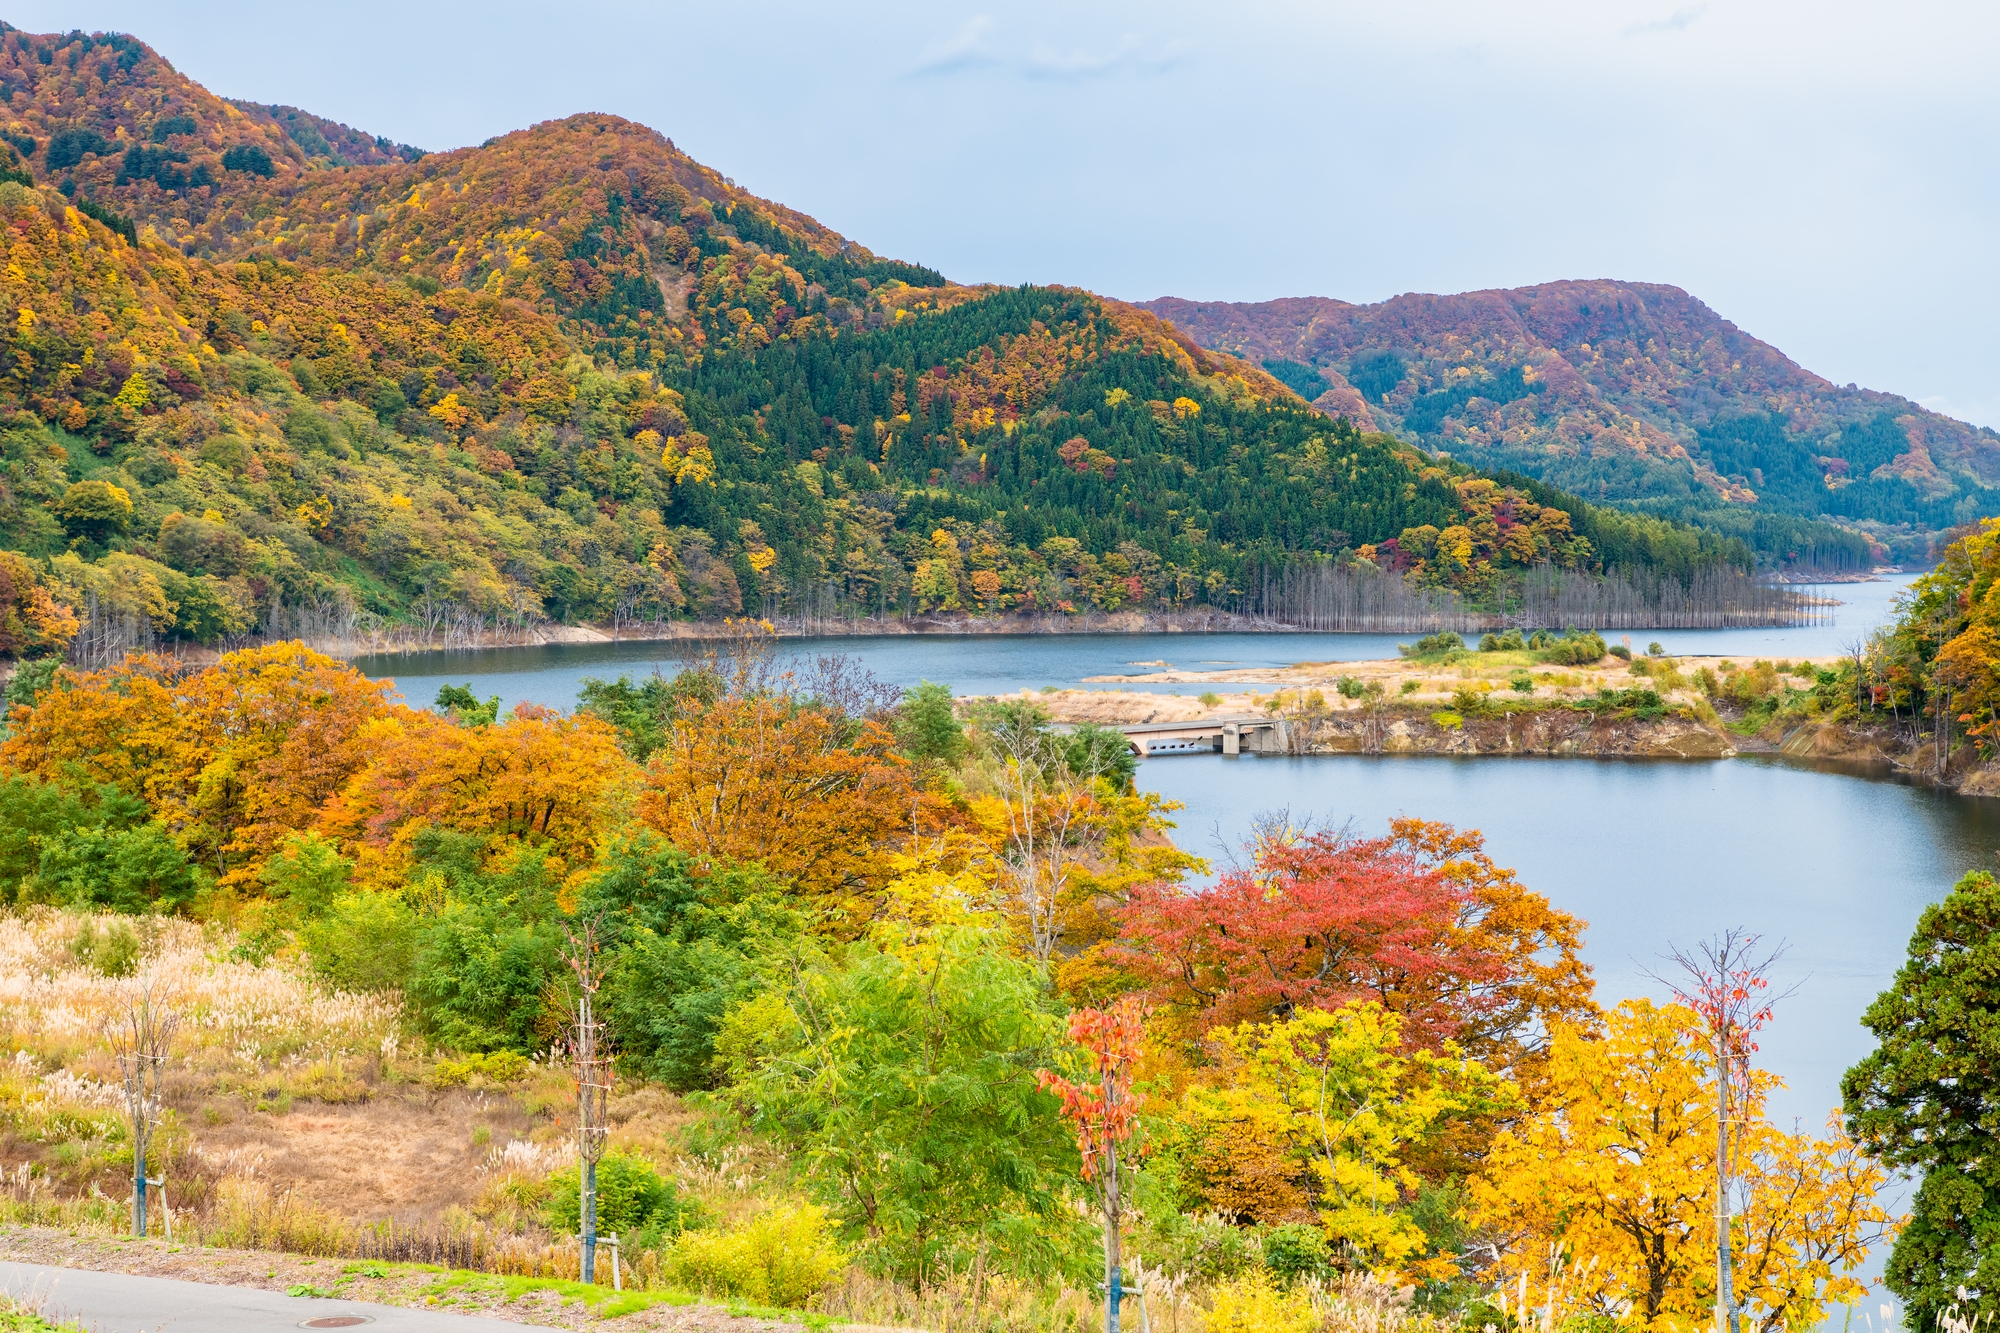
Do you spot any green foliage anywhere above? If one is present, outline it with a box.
[1537,631,1608,666]
[221,144,275,176]
[258,832,353,920]
[1400,632,1464,659]
[1260,1223,1331,1284]
[1064,722,1138,792]
[582,834,810,1090]
[69,915,140,976]
[895,680,964,764]
[435,683,500,728]
[718,917,1085,1283]
[2,657,59,713]
[1479,629,1525,652]
[73,200,134,246]
[578,669,722,762]
[1260,359,1329,401]
[300,890,419,993]
[401,830,566,1052]
[1843,871,2000,1329]
[1576,687,1666,719]
[1336,675,1364,699]
[544,1152,697,1240]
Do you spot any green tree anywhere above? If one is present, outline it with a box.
[1842,870,2000,1329]
[718,914,1085,1282]
[581,833,811,1090]
[54,480,133,545]
[894,680,965,764]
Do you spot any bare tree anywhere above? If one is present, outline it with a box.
[106,973,180,1238]
[1652,931,1798,1333]
[975,702,1113,965]
[563,919,612,1285]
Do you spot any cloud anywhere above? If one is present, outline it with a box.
[912,16,999,75]
[911,18,1192,80]
[1623,6,1706,36]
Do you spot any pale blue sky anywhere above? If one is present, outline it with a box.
[15,1,1998,425]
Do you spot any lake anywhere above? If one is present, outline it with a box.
[352,574,1976,1129]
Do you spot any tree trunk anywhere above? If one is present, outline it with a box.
[133,1142,146,1238]
[1714,1033,1737,1333]
[581,1158,598,1284]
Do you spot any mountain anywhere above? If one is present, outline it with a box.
[1143,282,2000,560]
[0,25,1769,656]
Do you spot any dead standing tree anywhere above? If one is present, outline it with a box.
[564,919,612,1285]
[1654,930,1795,1333]
[107,974,180,1238]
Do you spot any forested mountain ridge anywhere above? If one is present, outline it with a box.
[1144,281,2000,551]
[0,25,1766,655]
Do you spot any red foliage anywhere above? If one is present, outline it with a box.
[1115,829,1507,1050]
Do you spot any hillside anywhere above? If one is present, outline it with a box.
[1144,282,2000,560]
[0,25,1772,655]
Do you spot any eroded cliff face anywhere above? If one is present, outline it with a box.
[1306,708,1735,759]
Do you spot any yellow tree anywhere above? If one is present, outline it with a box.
[1186,1004,1509,1278]
[1470,1001,1891,1332]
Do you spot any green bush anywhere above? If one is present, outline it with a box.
[1607,643,1633,661]
[301,891,419,994]
[545,1153,698,1241]
[1260,1223,1331,1284]
[667,1202,844,1307]
[1198,691,1222,707]
[1400,632,1464,659]
[1477,629,1524,652]
[1459,1299,1507,1332]
[1538,631,1608,666]
[1510,674,1535,694]
[1336,676,1364,699]
[1140,1209,1263,1281]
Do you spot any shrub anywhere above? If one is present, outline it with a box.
[429,1050,529,1087]
[1141,1210,1263,1282]
[1260,1223,1331,1284]
[667,1202,844,1308]
[1401,679,1421,694]
[1478,629,1524,652]
[1510,674,1535,694]
[545,1152,697,1241]
[1450,687,1491,717]
[1202,1271,1319,1333]
[300,891,418,993]
[1647,642,1666,657]
[1431,711,1464,729]
[1607,643,1633,661]
[1336,676,1364,699]
[1399,632,1463,659]
[1460,1299,1507,1332]
[1198,691,1222,707]
[1539,631,1608,666]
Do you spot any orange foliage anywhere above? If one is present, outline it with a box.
[319,704,636,887]
[635,695,947,927]
[2,644,403,884]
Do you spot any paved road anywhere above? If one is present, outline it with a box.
[0,1261,551,1332]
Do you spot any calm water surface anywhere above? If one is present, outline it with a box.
[356,576,1917,713]
[355,574,1974,1126]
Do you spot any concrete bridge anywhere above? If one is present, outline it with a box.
[1115,716,1288,757]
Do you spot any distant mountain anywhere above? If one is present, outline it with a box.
[1143,282,2000,553]
[0,26,1777,656]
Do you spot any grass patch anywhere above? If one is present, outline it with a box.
[335,1260,831,1328]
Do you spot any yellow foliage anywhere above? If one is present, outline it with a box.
[1201,1271,1318,1333]
[1469,1000,1891,1332]
[667,1202,845,1308]
[1187,1004,1509,1276]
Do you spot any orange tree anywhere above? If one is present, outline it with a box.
[635,691,949,930]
